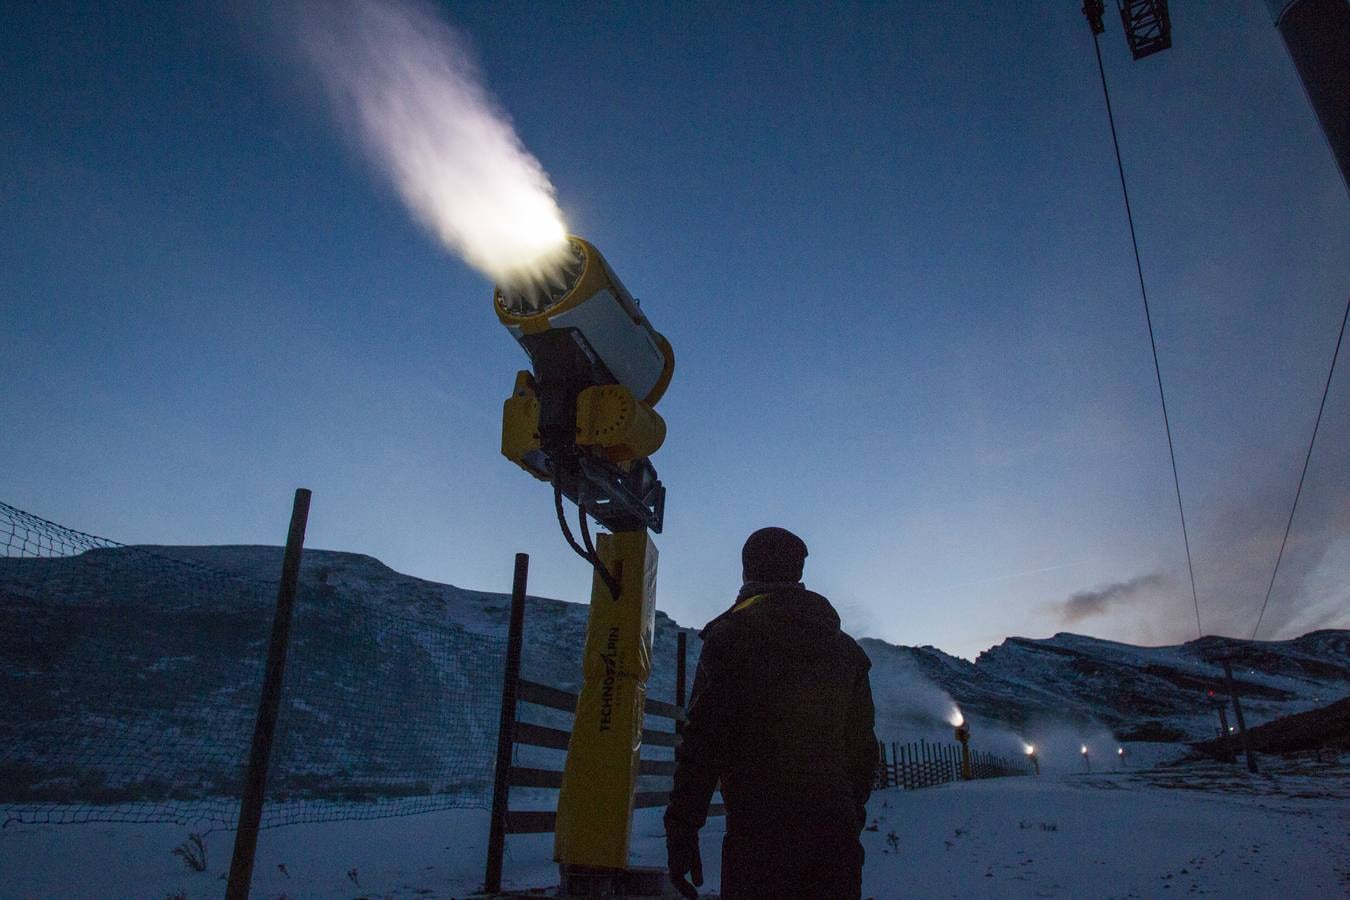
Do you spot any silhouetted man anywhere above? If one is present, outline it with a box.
[665,527,877,900]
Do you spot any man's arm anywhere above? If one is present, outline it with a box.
[665,629,732,832]
[846,661,878,806]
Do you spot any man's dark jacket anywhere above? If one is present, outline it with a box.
[665,584,877,900]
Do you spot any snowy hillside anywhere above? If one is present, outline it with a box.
[863,629,1349,757]
[2,545,1347,808]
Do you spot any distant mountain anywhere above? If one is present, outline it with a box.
[864,629,1348,745]
[1,546,1346,807]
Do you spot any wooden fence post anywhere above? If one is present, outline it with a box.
[226,489,311,900]
[484,553,529,895]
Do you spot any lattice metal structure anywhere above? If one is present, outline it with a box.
[1118,0,1172,60]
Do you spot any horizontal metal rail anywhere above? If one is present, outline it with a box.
[518,678,684,721]
[506,810,557,834]
[513,722,572,751]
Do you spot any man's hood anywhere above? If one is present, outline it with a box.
[700,583,842,638]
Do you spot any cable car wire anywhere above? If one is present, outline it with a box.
[1088,26,1204,638]
[1251,293,1350,640]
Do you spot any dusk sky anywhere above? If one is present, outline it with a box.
[3,1,1347,660]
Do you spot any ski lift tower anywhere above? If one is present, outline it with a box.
[1082,1,1172,60]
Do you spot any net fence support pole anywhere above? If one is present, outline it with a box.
[484,552,529,895]
[226,488,311,900]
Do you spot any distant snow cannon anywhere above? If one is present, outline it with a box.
[954,718,972,780]
[1082,744,1091,773]
[1025,744,1040,776]
[496,236,674,533]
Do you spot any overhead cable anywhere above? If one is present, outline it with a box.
[1088,24,1204,638]
[1251,293,1350,640]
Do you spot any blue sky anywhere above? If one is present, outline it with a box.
[3,1,1347,659]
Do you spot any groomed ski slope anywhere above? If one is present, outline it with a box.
[3,758,1346,898]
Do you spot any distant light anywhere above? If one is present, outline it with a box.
[1081,745,1088,754]
[1117,747,1124,755]
[948,707,964,727]
[1024,743,1035,756]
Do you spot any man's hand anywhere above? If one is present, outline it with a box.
[666,824,703,899]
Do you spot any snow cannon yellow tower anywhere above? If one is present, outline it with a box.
[494,237,674,878]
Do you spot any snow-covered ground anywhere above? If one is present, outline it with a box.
[3,758,1347,899]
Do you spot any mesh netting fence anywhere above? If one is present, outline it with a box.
[261,591,506,827]
[0,501,508,830]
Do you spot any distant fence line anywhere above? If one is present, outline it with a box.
[875,738,1033,791]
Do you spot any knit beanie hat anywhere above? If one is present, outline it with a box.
[741,527,808,583]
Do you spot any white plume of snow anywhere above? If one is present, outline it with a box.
[289,0,570,284]
[867,649,966,742]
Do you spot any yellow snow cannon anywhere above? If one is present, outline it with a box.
[494,236,673,533]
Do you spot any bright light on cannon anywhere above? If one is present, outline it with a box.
[495,237,674,409]
[948,706,965,728]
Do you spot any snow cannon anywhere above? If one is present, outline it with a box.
[1025,744,1040,776]
[492,237,674,878]
[496,236,674,533]
[954,721,972,780]
[1081,744,1091,773]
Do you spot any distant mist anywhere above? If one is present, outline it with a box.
[1050,470,1349,646]
[1057,573,1167,625]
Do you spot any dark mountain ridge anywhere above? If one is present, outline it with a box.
[1,546,1345,806]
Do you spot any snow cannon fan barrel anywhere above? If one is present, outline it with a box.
[495,236,674,533]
